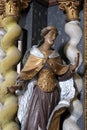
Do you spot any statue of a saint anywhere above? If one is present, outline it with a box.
[8,26,79,130]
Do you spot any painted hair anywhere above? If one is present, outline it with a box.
[41,26,58,37]
[38,26,58,47]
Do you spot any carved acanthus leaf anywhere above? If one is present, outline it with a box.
[58,0,82,21]
[0,0,31,17]
[0,0,5,15]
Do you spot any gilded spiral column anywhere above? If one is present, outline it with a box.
[58,0,83,130]
[0,0,31,130]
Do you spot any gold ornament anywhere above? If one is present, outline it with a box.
[58,0,82,21]
[4,0,21,17]
[0,0,31,17]
[37,68,57,92]
[0,0,5,27]
[20,0,31,9]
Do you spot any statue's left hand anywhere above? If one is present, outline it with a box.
[70,53,79,71]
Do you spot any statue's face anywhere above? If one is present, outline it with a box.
[44,30,57,46]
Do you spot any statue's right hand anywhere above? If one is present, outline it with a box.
[7,86,17,94]
[7,85,23,94]
[6,76,25,94]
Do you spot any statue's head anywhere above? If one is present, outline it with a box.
[41,26,58,46]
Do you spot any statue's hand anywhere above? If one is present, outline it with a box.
[7,85,23,94]
[7,86,16,94]
[7,76,24,94]
[70,53,79,72]
[74,53,79,68]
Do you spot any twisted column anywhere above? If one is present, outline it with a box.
[0,23,6,119]
[0,0,31,130]
[84,0,87,129]
[58,0,83,130]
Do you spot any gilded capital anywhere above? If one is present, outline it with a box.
[0,0,31,17]
[0,0,5,27]
[21,0,31,9]
[57,0,82,21]
[0,1,5,15]
[4,0,21,17]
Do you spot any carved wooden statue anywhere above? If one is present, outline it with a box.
[8,26,79,130]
